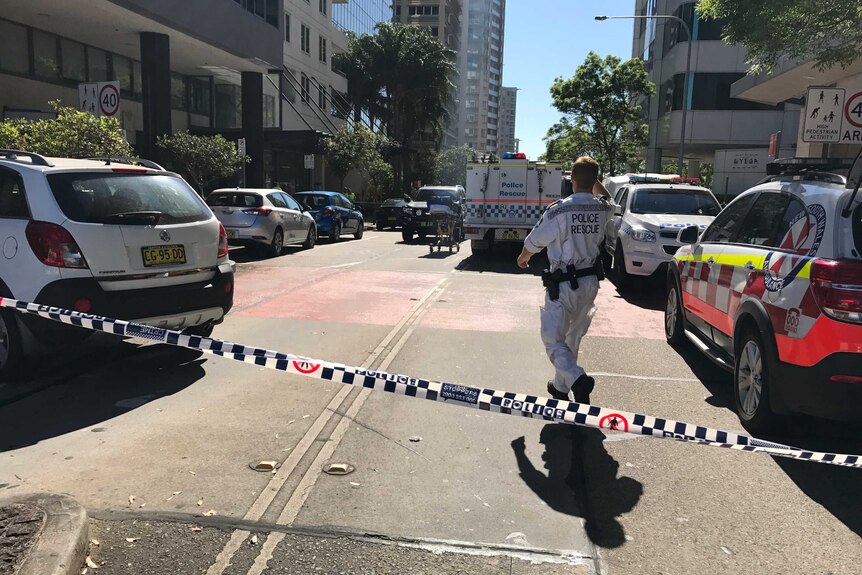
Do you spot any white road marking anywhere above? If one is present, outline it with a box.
[327,261,363,269]
[245,532,285,575]
[204,529,250,575]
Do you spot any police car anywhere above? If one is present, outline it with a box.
[605,177,721,287]
[665,157,862,432]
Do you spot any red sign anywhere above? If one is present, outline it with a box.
[292,359,321,374]
[98,83,120,117]
[845,92,862,129]
[599,413,630,432]
[768,132,781,160]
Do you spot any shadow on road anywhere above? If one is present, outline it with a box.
[511,423,643,549]
[0,342,205,452]
[456,245,544,276]
[606,270,666,312]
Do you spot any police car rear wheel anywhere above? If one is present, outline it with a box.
[665,283,685,345]
[734,331,779,433]
[0,310,24,382]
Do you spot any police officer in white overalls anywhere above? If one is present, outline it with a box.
[517,156,614,404]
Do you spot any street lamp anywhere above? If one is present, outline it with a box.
[595,14,692,176]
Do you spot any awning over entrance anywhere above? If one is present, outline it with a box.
[732,59,862,105]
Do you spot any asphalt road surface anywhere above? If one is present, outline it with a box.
[1,231,859,575]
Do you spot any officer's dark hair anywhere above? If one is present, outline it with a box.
[571,156,599,191]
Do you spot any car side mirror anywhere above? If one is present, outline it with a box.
[678,225,700,244]
[614,206,622,216]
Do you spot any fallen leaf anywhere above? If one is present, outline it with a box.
[138,503,146,508]
[125,537,139,543]
[189,471,196,476]
[190,526,202,532]
[128,496,135,505]
[250,535,259,545]
[173,491,182,495]
[90,539,100,547]
[287,420,296,425]
[349,482,361,487]
[282,448,292,452]
[302,414,310,419]
[85,556,99,569]
[203,509,217,517]
[409,436,422,442]
[81,568,88,575]
[197,499,203,506]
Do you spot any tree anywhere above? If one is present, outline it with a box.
[549,53,654,176]
[322,122,390,194]
[368,157,395,201]
[157,132,247,195]
[433,145,476,187]
[698,0,862,73]
[542,119,599,170]
[335,23,457,192]
[0,101,133,158]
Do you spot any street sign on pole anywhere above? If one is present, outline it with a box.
[237,138,246,157]
[803,87,844,143]
[78,81,121,118]
[842,91,862,143]
[304,154,315,170]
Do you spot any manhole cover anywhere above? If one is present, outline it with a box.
[249,460,280,472]
[322,462,355,476]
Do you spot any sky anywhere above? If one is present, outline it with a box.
[502,0,637,160]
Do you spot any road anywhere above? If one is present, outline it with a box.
[0,231,860,575]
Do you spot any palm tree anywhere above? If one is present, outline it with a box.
[335,23,456,193]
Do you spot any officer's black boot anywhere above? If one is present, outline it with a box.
[572,374,595,404]
[546,381,571,402]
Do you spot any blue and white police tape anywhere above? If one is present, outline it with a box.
[3,297,861,469]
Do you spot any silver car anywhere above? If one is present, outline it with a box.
[207,188,317,257]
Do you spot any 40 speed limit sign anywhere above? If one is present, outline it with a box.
[99,82,120,117]
[78,81,121,118]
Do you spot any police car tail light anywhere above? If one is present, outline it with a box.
[25,221,88,269]
[811,259,862,323]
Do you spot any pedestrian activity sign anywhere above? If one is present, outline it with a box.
[803,87,862,143]
[78,81,121,118]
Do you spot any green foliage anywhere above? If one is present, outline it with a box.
[662,162,685,176]
[157,131,247,194]
[433,146,476,187]
[0,101,132,158]
[542,119,598,171]
[335,23,457,192]
[699,163,714,188]
[322,122,387,192]
[549,53,654,176]
[698,0,862,73]
[368,157,394,200]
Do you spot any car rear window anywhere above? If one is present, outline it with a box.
[47,172,209,225]
[417,189,458,203]
[853,203,862,256]
[382,198,403,206]
[207,192,263,208]
[296,194,331,208]
[630,188,720,216]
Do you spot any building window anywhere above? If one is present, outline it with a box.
[284,13,291,42]
[319,0,326,15]
[319,36,327,63]
[87,47,109,82]
[171,73,187,111]
[285,69,298,103]
[318,84,326,110]
[395,6,401,17]
[662,72,782,113]
[301,24,310,53]
[430,27,439,36]
[59,38,86,82]
[32,30,59,79]
[113,55,133,93]
[189,77,211,117]
[0,20,28,75]
[409,5,439,16]
[301,73,310,103]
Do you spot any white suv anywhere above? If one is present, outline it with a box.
[605,179,721,288]
[0,151,235,380]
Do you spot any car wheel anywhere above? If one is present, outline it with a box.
[613,243,632,291]
[470,239,490,255]
[600,242,613,272]
[734,329,780,434]
[302,225,316,249]
[665,280,685,345]
[417,232,427,241]
[330,221,342,242]
[269,227,284,257]
[402,227,414,243]
[183,323,215,338]
[354,221,364,239]
[0,310,23,382]
[376,222,387,231]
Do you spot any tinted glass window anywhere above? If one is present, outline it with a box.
[282,193,301,211]
[630,188,720,215]
[853,203,862,257]
[267,193,287,208]
[337,194,352,208]
[417,188,458,203]
[774,198,809,251]
[618,190,629,214]
[33,30,59,79]
[736,193,790,247]
[701,193,756,244]
[206,193,262,208]
[382,198,404,207]
[0,169,29,218]
[295,194,330,208]
[47,173,209,225]
[0,20,29,75]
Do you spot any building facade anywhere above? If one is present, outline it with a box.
[498,86,517,154]
[333,0,393,36]
[392,0,463,147]
[632,0,800,184]
[458,0,505,155]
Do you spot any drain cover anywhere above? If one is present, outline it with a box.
[322,462,355,476]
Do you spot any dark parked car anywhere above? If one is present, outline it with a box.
[402,186,466,243]
[375,198,408,230]
[294,191,364,241]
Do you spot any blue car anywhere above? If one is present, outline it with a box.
[294,191,364,241]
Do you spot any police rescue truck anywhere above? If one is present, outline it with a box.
[464,153,563,254]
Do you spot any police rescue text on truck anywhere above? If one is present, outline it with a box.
[464,153,563,254]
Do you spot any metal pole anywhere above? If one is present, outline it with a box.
[595,14,693,175]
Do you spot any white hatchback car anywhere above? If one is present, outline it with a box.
[605,180,721,288]
[0,151,235,380]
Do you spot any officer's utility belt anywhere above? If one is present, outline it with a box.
[542,262,604,301]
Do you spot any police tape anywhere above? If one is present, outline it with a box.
[2,297,861,470]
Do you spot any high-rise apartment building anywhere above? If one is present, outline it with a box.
[393,0,463,146]
[333,0,393,36]
[632,0,799,178]
[498,86,517,154]
[458,0,505,155]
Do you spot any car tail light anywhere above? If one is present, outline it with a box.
[810,259,862,323]
[25,221,88,268]
[323,207,335,217]
[217,223,229,258]
[242,207,273,216]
